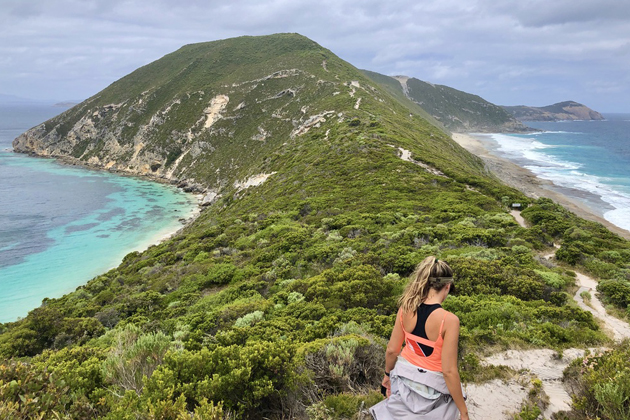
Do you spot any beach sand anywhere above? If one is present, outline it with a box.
[452,133,630,241]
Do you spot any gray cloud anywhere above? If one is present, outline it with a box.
[1,0,629,111]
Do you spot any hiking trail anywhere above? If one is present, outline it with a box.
[465,243,630,419]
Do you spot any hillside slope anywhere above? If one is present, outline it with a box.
[361,72,528,133]
[14,34,486,196]
[4,34,630,420]
[503,101,605,121]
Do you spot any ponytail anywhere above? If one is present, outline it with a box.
[399,256,454,313]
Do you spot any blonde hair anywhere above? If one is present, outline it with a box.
[399,256,454,313]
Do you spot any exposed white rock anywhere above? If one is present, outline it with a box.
[190,141,212,158]
[392,76,410,96]
[161,99,181,115]
[291,111,335,138]
[234,172,277,191]
[354,98,362,110]
[231,69,303,87]
[204,95,229,129]
[166,149,190,178]
[201,190,221,206]
[131,142,145,162]
[252,126,268,142]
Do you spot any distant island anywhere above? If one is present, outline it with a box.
[0,94,81,108]
[53,101,80,108]
[502,101,604,121]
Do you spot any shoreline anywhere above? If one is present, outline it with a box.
[0,149,204,323]
[15,149,207,193]
[452,133,630,241]
[104,197,202,274]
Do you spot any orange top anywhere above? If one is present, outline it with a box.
[399,310,446,372]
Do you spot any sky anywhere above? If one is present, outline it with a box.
[1,0,629,112]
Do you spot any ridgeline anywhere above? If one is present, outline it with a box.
[4,34,630,419]
[361,71,529,133]
[503,101,605,121]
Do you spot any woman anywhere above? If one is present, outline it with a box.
[370,256,469,420]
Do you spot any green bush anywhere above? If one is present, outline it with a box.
[597,279,630,309]
[564,341,630,420]
[102,324,172,395]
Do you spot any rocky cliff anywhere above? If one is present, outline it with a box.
[502,101,605,121]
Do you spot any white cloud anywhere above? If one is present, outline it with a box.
[0,0,629,111]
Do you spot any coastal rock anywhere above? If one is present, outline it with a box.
[201,190,221,206]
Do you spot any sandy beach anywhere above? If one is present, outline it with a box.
[452,133,630,240]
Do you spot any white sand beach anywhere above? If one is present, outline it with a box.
[452,133,630,240]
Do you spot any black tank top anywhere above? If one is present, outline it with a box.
[412,303,442,357]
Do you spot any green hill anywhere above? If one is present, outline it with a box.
[503,101,605,121]
[5,34,630,419]
[361,72,528,133]
[15,34,496,192]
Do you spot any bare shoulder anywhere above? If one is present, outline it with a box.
[442,310,460,327]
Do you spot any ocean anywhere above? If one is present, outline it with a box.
[0,104,198,323]
[476,114,630,233]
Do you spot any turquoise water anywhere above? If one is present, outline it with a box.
[0,105,198,322]
[478,114,630,233]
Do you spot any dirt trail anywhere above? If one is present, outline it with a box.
[573,271,630,341]
[509,210,527,228]
[465,246,630,419]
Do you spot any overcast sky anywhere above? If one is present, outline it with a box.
[1,0,629,112]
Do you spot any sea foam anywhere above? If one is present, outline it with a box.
[482,129,630,234]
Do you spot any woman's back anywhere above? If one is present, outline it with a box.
[405,303,444,351]
[400,304,447,372]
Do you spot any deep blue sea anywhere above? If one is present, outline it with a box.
[478,114,630,233]
[0,104,198,322]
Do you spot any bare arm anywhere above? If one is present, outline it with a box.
[382,309,406,396]
[441,314,469,420]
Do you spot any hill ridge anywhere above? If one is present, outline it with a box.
[362,71,529,133]
[502,101,604,121]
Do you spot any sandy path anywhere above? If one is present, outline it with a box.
[509,210,527,228]
[481,349,588,418]
[465,379,528,420]
[465,247,630,419]
[573,271,630,342]
[396,146,446,177]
